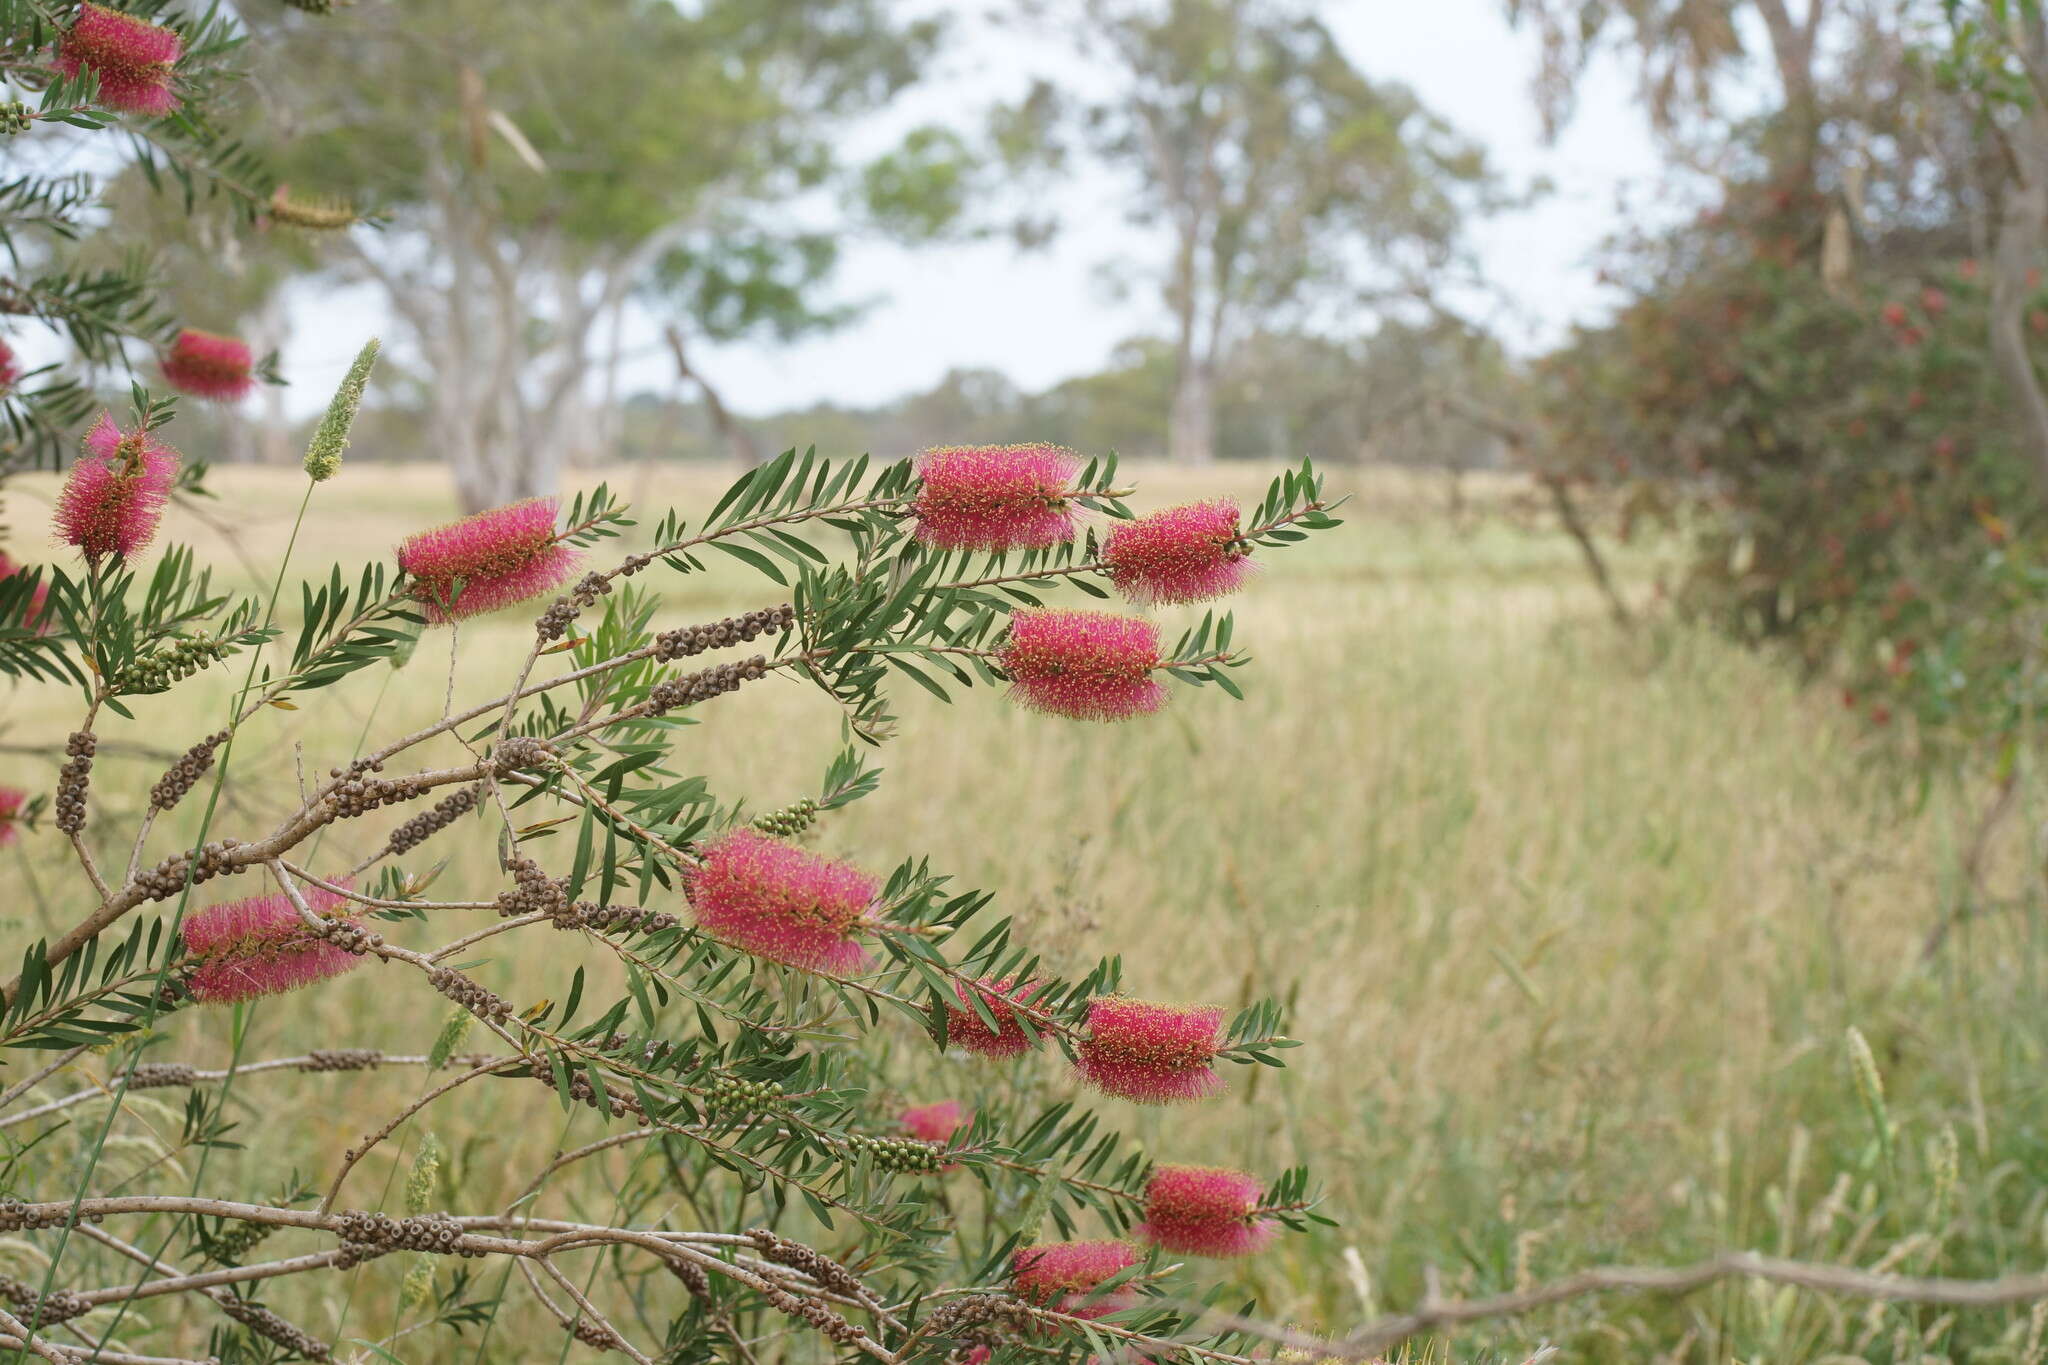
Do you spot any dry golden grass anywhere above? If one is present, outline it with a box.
[2,459,2038,1361]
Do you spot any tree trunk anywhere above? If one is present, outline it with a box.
[1990,105,2048,502]
[665,324,759,465]
[1168,358,1216,464]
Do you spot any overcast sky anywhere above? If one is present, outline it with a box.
[278,0,1674,420]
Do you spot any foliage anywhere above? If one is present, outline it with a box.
[0,335,1353,1361]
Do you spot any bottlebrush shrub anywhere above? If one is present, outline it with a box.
[0,370,1345,1362]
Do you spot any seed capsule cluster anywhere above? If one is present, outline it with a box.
[310,914,383,957]
[520,1056,643,1118]
[751,797,819,838]
[300,1048,384,1073]
[333,1210,474,1268]
[54,730,94,834]
[655,604,795,661]
[760,1281,867,1346]
[493,735,550,773]
[839,1131,947,1174]
[130,1062,197,1090]
[704,1074,784,1113]
[746,1228,877,1309]
[595,1033,674,1066]
[535,570,613,642]
[217,1295,330,1359]
[323,762,435,821]
[495,855,572,925]
[0,1274,90,1328]
[383,784,480,856]
[919,1292,1041,1348]
[426,967,510,1023]
[646,656,768,718]
[136,838,250,901]
[567,1317,622,1351]
[112,633,236,694]
[0,1199,101,1232]
[575,902,678,934]
[150,729,229,811]
[664,1257,711,1298]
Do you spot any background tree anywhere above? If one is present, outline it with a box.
[255,0,962,509]
[1024,0,1489,464]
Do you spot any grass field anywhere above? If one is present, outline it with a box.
[5,460,2047,1363]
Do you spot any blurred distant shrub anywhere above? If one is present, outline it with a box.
[1533,171,2048,767]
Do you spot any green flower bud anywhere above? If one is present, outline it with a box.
[304,337,379,482]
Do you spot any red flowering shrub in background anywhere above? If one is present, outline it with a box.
[1534,178,2048,766]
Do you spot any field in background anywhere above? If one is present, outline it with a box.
[4,461,2045,1362]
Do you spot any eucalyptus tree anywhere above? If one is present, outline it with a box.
[257,0,959,509]
[1019,0,1487,464]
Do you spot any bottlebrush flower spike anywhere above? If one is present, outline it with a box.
[1103,500,1254,606]
[683,828,873,975]
[0,339,20,391]
[912,444,1083,551]
[55,413,179,560]
[160,329,256,402]
[395,497,578,623]
[1010,1240,1143,1319]
[1136,1165,1276,1258]
[942,976,1050,1058]
[998,609,1166,722]
[53,3,181,116]
[900,1099,968,1145]
[1075,997,1225,1104]
[182,883,362,1004]
[0,787,25,847]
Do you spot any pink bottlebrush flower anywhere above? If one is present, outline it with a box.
[900,1099,968,1145]
[395,497,579,623]
[1136,1165,1277,1258]
[1102,500,1254,606]
[0,787,25,848]
[683,827,873,975]
[1075,997,1225,1105]
[0,339,20,392]
[55,413,179,560]
[53,3,181,116]
[942,976,1051,1058]
[0,551,49,630]
[160,329,255,402]
[1010,1240,1143,1319]
[182,882,362,1004]
[912,444,1083,552]
[998,609,1166,722]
